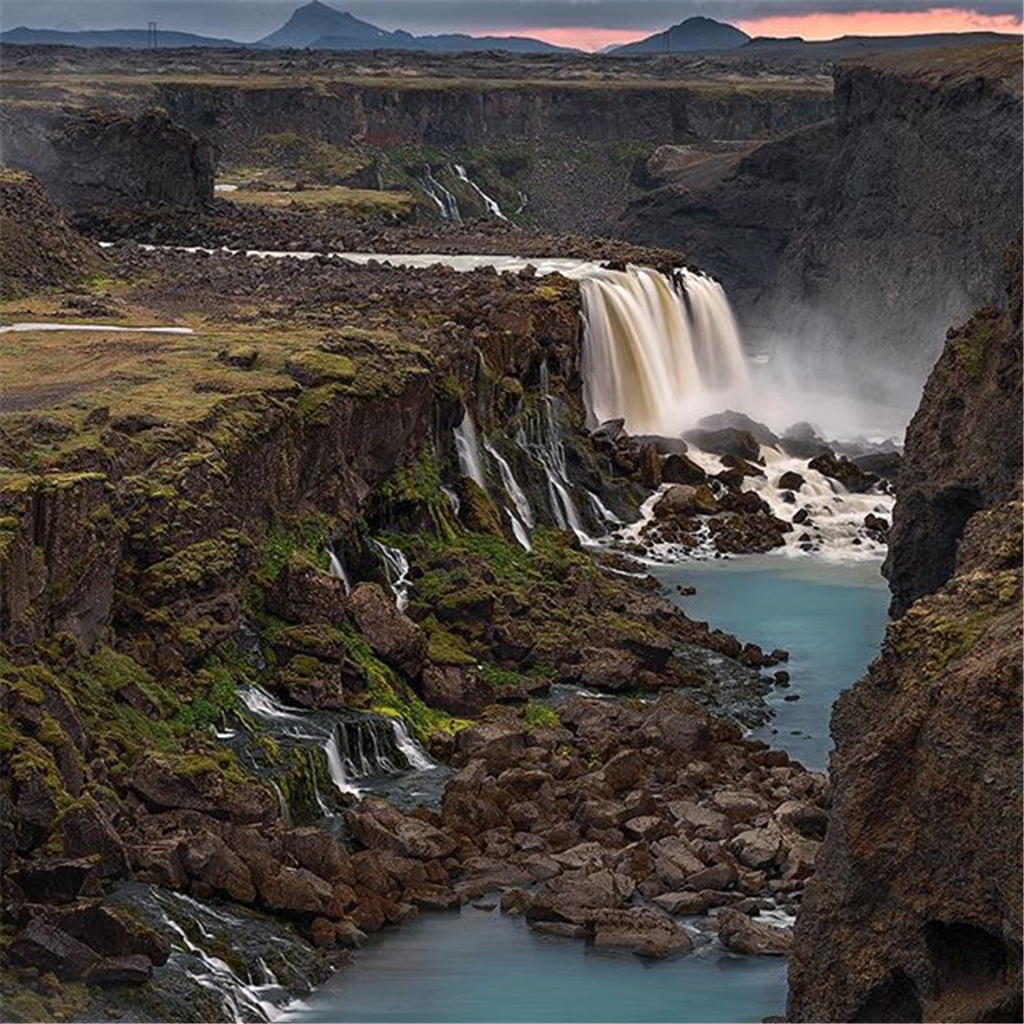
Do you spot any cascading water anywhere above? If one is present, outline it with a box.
[420,165,462,224]
[453,164,507,220]
[327,548,352,594]
[580,266,752,436]
[454,411,487,489]
[371,540,412,611]
[484,440,534,550]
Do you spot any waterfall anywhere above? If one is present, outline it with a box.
[392,719,435,771]
[421,165,462,224]
[580,266,752,436]
[453,164,507,220]
[484,439,534,550]
[371,539,411,611]
[327,548,352,595]
[454,411,487,489]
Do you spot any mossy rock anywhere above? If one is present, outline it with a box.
[286,350,357,387]
[457,478,504,537]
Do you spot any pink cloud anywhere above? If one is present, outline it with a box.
[735,7,1024,41]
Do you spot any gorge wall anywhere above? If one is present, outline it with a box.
[787,257,1023,1022]
[619,43,1024,388]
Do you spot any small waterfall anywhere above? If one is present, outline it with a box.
[580,266,752,436]
[454,411,487,489]
[371,539,411,611]
[327,548,352,595]
[392,719,435,771]
[421,165,462,224]
[485,439,534,550]
[441,485,461,516]
[453,164,507,220]
[586,489,623,526]
[324,727,362,798]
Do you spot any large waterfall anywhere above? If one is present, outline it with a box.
[580,266,752,436]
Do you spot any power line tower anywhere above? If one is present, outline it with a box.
[147,21,159,49]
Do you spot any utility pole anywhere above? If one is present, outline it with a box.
[147,21,158,49]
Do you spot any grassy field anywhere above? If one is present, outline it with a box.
[224,185,413,217]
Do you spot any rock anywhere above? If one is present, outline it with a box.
[683,427,762,463]
[456,722,528,772]
[851,450,901,481]
[12,858,102,903]
[420,664,492,717]
[602,750,643,793]
[181,833,257,903]
[630,435,689,456]
[654,484,719,518]
[48,904,170,966]
[778,471,805,491]
[667,800,731,840]
[591,419,625,445]
[10,918,99,979]
[717,907,792,955]
[654,891,714,915]
[346,799,457,860]
[685,863,738,892]
[258,865,337,916]
[711,790,768,822]
[346,583,426,678]
[697,412,778,447]
[661,453,707,485]
[530,920,589,940]
[217,345,259,369]
[808,452,878,494]
[590,907,693,958]
[58,804,128,879]
[266,554,346,625]
[527,870,627,921]
[729,826,782,870]
[774,800,828,840]
[863,513,889,535]
[86,954,153,986]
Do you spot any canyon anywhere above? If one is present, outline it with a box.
[0,29,1021,1024]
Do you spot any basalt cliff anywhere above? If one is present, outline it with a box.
[621,44,1023,383]
[787,256,1023,1022]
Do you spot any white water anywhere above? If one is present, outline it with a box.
[421,166,462,224]
[0,322,194,335]
[324,727,362,798]
[372,540,412,611]
[453,164,507,220]
[484,439,535,550]
[454,411,487,489]
[392,719,435,771]
[327,549,352,595]
[580,266,752,436]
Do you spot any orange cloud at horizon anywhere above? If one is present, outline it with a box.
[503,7,1021,52]
[735,7,1023,41]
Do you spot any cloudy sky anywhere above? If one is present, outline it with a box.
[1,1,1021,50]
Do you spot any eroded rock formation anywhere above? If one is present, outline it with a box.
[787,259,1023,1023]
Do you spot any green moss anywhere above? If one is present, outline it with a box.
[951,312,997,380]
[458,478,504,537]
[422,619,477,665]
[479,664,529,689]
[256,515,333,582]
[524,702,560,731]
[142,530,252,599]
[287,350,357,386]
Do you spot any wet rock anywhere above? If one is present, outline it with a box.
[716,907,793,955]
[698,412,778,448]
[774,800,828,840]
[420,663,491,717]
[808,452,878,494]
[778,471,806,491]
[654,484,719,518]
[346,583,426,679]
[684,427,762,463]
[729,826,782,870]
[456,722,528,772]
[59,804,127,879]
[863,513,889,535]
[86,954,153,986]
[591,419,625,445]
[10,917,99,979]
[590,907,693,958]
[346,799,457,860]
[181,833,256,903]
[661,453,708,485]
[12,858,103,903]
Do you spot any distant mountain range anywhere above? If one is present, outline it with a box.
[609,16,750,55]
[0,0,572,53]
[0,2,1016,57]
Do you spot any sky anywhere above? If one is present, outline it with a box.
[1,0,1021,51]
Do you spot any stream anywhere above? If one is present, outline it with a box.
[281,554,889,1023]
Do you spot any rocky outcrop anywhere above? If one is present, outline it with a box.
[1,109,213,213]
[620,43,1023,382]
[0,169,101,297]
[787,270,1023,1022]
[884,247,1023,614]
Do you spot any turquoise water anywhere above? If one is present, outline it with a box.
[654,554,890,771]
[285,556,889,1023]
[284,908,786,1023]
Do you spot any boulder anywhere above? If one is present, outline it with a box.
[729,826,782,870]
[661,453,708,485]
[346,799,457,860]
[346,583,426,679]
[808,452,878,493]
[590,907,693,958]
[420,664,492,717]
[266,554,346,625]
[181,833,256,903]
[86,954,153,986]
[697,412,778,447]
[10,918,99,979]
[654,484,719,518]
[684,427,762,463]
[716,907,793,955]
[778,471,806,492]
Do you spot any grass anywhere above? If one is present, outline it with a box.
[227,186,413,217]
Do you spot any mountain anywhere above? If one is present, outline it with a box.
[261,1,572,53]
[0,26,242,49]
[258,1,388,49]
[610,16,750,55]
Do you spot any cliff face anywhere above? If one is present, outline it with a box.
[619,43,1023,380]
[1,109,214,213]
[884,245,1023,614]
[787,262,1023,1022]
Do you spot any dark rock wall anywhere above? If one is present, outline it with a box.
[618,43,1023,382]
[787,259,1023,1022]
[1,109,214,213]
